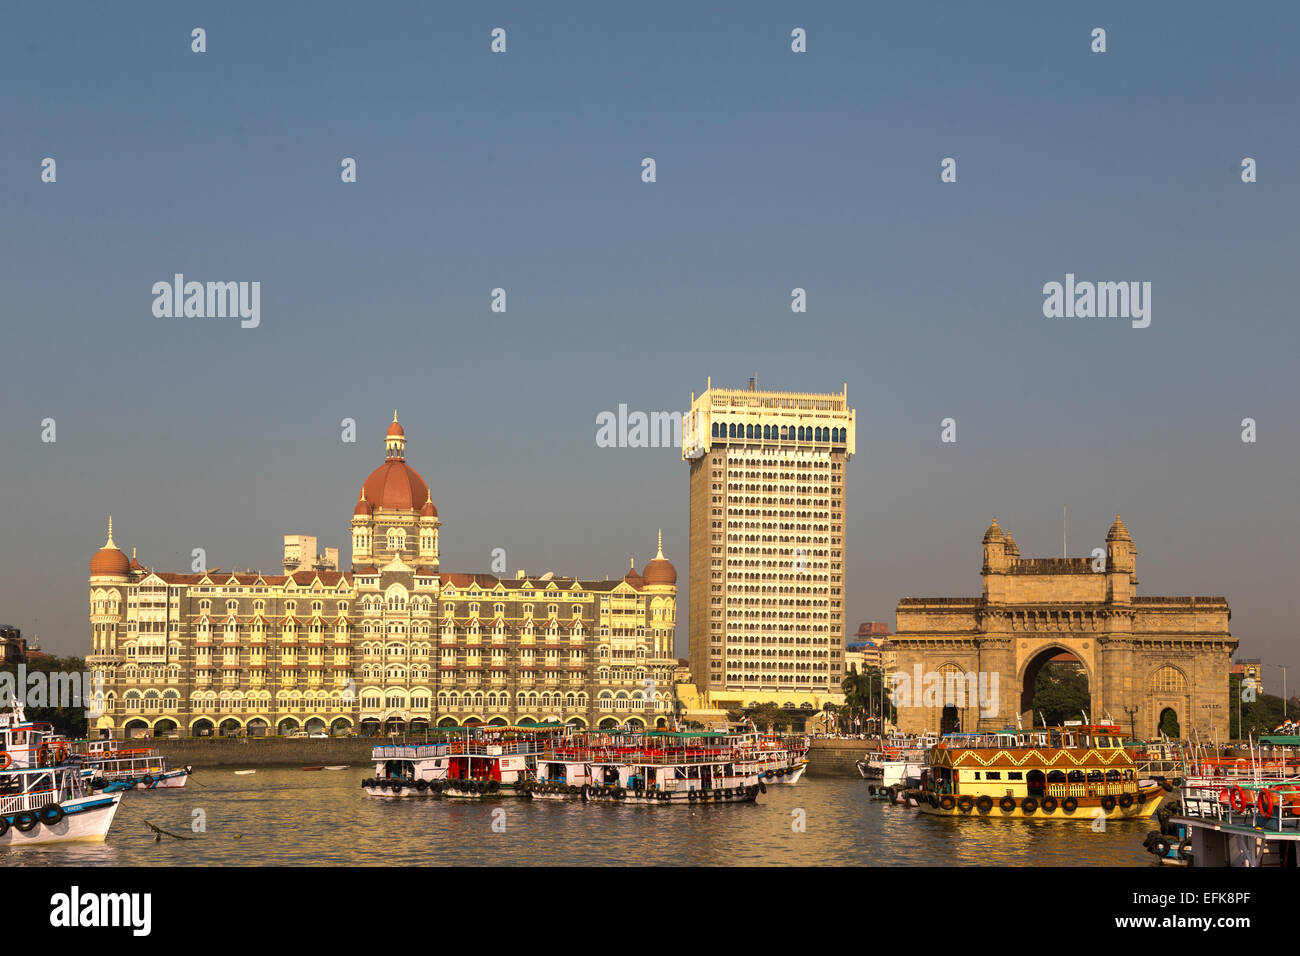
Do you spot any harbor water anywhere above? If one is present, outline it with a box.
[3,770,1156,866]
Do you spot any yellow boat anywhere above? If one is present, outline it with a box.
[914,724,1167,821]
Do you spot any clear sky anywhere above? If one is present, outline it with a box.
[2,2,1297,685]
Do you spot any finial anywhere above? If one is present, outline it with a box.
[656,529,664,558]
[393,409,398,422]
[106,515,116,548]
[629,556,635,570]
[360,486,366,501]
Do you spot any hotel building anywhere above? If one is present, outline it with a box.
[86,417,679,737]
[681,380,856,711]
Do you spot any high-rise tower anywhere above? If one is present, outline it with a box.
[682,380,855,709]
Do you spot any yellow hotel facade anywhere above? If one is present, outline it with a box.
[86,417,679,737]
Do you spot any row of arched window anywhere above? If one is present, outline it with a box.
[713,422,846,443]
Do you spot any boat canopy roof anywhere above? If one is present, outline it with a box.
[1261,735,1300,746]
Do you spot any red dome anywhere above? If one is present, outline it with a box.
[640,532,676,586]
[353,490,372,516]
[90,518,129,576]
[387,419,405,438]
[420,491,438,518]
[91,546,130,577]
[363,460,429,512]
[642,556,676,586]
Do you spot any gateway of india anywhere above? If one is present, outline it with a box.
[892,516,1236,740]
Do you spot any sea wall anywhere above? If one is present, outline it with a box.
[157,735,874,773]
[154,737,375,769]
[805,738,868,777]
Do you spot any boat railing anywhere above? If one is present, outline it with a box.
[371,744,450,760]
[1045,782,1134,798]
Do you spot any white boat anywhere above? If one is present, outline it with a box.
[728,732,809,784]
[362,728,553,798]
[324,765,349,771]
[0,701,123,847]
[233,770,256,776]
[73,736,191,790]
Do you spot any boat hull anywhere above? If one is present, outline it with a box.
[761,762,807,784]
[915,788,1166,821]
[0,793,123,847]
[582,784,760,805]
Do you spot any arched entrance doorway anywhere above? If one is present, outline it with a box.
[1020,646,1091,729]
[219,718,241,737]
[153,719,178,737]
[191,718,214,738]
[1158,707,1180,737]
[598,717,619,730]
[305,717,327,736]
[246,718,269,737]
[124,719,149,739]
[277,718,299,736]
[331,717,353,736]
[437,717,459,728]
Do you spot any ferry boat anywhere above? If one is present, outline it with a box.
[729,732,809,784]
[913,724,1166,821]
[581,731,764,805]
[362,727,551,798]
[0,701,124,847]
[1161,780,1300,866]
[73,735,192,790]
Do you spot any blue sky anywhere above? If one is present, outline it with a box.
[2,2,1297,686]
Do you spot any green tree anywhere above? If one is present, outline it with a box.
[0,655,90,737]
[1031,662,1091,727]
[1229,673,1288,738]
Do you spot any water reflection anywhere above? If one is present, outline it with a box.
[0,771,1153,867]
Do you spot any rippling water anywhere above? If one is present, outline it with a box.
[2,769,1158,866]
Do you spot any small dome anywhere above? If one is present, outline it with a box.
[1107,514,1132,542]
[90,518,130,577]
[641,531,677,586]
[353,488,371,516]
[387,419,405,438]
[982,517,1005,544]
[420,490,438,518]
[1004,534,1019,557]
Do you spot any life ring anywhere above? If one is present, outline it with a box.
[976,795,994,813]
[1177,839,1193,861]
[1118,793,1134,809]
[0,753,10,770]
[1021,797,1038,814]
[956,795,974,813]
[999,796,1016,812]
[13,811,39,832]
[1150,836,1170,856]
[688,790,698,801]
[1229,786,1247,813]
[38,804,65,826]
[1100,795,1117,812]
[1258,789,1275,818]
[1041,796,1058,813]
[939,795,956,811]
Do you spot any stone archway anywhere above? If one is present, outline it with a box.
[1019,645,1091,729]
[1158,707,1181,737]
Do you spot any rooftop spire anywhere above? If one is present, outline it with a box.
[106,515,116,548]
[656,528,664,558]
